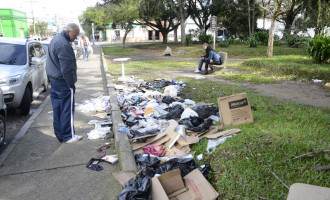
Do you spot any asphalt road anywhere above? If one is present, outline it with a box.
[0,86,50,155]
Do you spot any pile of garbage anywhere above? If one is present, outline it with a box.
[113,76,243,200]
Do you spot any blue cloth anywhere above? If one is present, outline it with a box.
[46,30,77,88]
[204,50,221,62]
[50,79,75,142]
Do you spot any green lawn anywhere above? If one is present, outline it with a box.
[215,71,278,84]
[103,46,141,55]
[105,49,330,199]
[228,55,330,82]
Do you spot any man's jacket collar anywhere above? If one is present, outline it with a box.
[61,30,70,42]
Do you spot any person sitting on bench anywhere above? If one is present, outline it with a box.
[194,43,221,75]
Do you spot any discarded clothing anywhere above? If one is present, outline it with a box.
[142,145,165,156]
[179,117,214,132]
[86,158,103,171]
[192,105,219,119]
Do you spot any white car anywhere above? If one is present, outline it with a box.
[0,37,48,115]
[0,88,6,146]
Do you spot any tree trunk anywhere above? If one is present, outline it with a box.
[247,0,251,37]
[162,31,168,44]
[174,28,178,42]
[284,1,295,37]
[262,0,266,29]
[179,0,186,46]
[252,0,255,34]
[123,31,129,48]
[267,15,276,58]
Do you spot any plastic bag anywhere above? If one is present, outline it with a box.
[192,105,219,119]
[180,108,199,120]
[101,155,118,164]
[160,104,184,120]
[87,127,110,140]
[162,96,176,104]
[164,85,178,97]
[118,168,153,200]
[206,136,232,153]
[179,117,213,132]
[198,164,211,178]
[135,154,161,169]
[154,157,197,176]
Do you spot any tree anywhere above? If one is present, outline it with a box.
[108,0,139,47]
[29,22,48,36]
[261,0,292,57]
[137,0,180,44]
[187,0,212,34]
[168,0,189,45]
[282,0,303,36]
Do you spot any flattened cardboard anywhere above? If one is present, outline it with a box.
[177,134,199,146]
[287,183,330,200]
[198,126,219,138]
[205,128,241,139]
[218,93,254,127]
[112,171,136,187]
[164,147,188,158]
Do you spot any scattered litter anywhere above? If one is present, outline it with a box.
[86,158,103,171]
[101,155,118,164]
[142,145,165,156]
[325,83,330,88]
[87,127,110,140]
[76,95,111,113]
[197,154,203,160]
[164,85,178,97]
[209,115,220,122]
[195,76,205,79]
[180,108,198,120]
[312,79,322,83]
[206,136,232,154]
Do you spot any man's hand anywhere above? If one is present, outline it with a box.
[210,59,213,63]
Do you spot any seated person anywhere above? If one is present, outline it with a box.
[194,43,221,75]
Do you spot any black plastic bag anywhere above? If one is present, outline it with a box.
[192,105,219,119]
[129,129,159,140]
[135,154,160,169]
[118,168,154,200]
[162,96,176,104]
[160,104,184,120]
[179,117,213,132]
[198,164,211,178]
[154,158,197,177]
[151,81,173,88]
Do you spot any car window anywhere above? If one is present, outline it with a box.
[33,44,45,58]
[29,44,36,63]
[0,43,27,65]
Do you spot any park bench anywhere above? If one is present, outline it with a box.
[209,51,227,72]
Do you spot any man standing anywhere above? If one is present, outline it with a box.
[46,23,82,143]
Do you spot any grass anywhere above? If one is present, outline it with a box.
[215,71,277,84]
[228,55,330,81]
[104,49,330,199]
[103,46,141,55]
[107,60,195,76]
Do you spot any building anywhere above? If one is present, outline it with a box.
[0,9,28,38]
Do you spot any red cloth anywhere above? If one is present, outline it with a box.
[142,145,165,156]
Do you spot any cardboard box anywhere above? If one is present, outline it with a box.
[151,169,219,200]
[218,93,254,126]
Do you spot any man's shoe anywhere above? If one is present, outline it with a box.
[202,70,208,75]
[194,69,201,73]
[65,135,83,144]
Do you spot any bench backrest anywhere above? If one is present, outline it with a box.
[219,51,228,65]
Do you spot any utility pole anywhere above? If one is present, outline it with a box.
[27,0,38,37]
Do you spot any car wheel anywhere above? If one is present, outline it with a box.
[43,78,49,92]
[18,87,31,116]
[0,115,5,147]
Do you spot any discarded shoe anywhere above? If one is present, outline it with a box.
[65,135,83,143]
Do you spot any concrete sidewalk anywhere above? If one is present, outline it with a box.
[0,46,122,199]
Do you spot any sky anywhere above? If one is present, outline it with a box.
[1,0,102,22]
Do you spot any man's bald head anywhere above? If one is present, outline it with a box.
[65,23,80,42]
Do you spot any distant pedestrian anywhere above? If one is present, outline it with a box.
[79,34,90,61]
[194,43,221,75]
[46,23,82,143]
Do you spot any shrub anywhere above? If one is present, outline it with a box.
[253,31,269,46]
[308,35,330,63]
[228,38,242,45]
[246,36,258,47]
[273,39,281,46]
[199,33,213,43]
[217,40,229,47]
[186,34,192,46]
[285,35,307,48]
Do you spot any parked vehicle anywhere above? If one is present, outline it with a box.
[0,37,48,115]
[0,88,6,147]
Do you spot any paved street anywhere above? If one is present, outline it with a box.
[0,46,122,199]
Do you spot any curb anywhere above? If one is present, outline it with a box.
[0,95,50,166]
[99,46,137,172]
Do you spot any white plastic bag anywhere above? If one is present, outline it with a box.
[180,108,199,120]
[164,85,178,97]
[87,127,110,140]
[206,136,232,154]
[102,155,118,164]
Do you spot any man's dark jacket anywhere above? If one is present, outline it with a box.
[46,30,77,88]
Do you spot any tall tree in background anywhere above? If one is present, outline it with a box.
[261,0,292,57]
[108,0,139,47]
[187,0,212,34]
[137,0,179,44]
[168,0,189,45]
[282,0,303,36]
[29,22,48,36]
